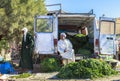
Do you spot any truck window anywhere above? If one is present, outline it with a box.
[116,23,120,34]
[36,18,53,32]
[116,19,120,38]
[100,21,114,34]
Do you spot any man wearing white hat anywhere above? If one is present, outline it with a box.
[58,33,75,65]
[19,27,34,73]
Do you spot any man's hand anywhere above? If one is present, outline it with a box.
[64,49,67,52]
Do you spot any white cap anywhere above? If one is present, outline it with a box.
[22,27,28,33]
[60,33,66,37]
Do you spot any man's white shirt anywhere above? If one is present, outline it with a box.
[58,39,75,61]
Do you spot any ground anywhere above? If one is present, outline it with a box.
[7,73,120,81]
[1,60,120,81]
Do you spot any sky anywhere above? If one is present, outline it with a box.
[45,0,120,19]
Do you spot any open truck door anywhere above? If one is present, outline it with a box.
[34,15,58,54]
[99,17,116,55]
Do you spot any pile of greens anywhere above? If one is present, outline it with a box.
[57,59,118,79]
[77,48,91,58]
[11,73,31,78]
[40,57,61,72]
[67,34,93,57]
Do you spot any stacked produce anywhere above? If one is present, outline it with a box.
[67,34,93,57]
[57,59,118,79]
[40,57,61,72]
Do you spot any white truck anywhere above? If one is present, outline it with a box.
[34,8,116,60]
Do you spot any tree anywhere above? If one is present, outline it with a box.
[0,0,47,52]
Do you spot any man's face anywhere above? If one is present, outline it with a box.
[60,35,66,40]
[21,30,24,34]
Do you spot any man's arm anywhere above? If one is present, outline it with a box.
[27,33,34,48]
[58,41,64,54]
[66,39,73,51]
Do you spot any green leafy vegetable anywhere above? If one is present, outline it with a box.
[40,57,61,72]
[11,73,31,78]
[57,59,118,79]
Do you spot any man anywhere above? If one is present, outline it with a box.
[81,23,88,35]
[19,27,34,73]
[58,33,75,65]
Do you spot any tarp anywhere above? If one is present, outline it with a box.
[0,62,15,74]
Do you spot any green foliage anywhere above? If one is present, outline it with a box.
[77,48,91,57]
[0,39,9,51]
[57,59,118,79]
[67,34,87,52]
[11,73,31,78]
[0,0,47,47]
[67,34,93,57]
[40,57,61,72]
[75,34,86,37]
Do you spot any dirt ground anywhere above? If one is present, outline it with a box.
[8,73,120,81]
[1,60,120,81]
[13,61,120,81]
